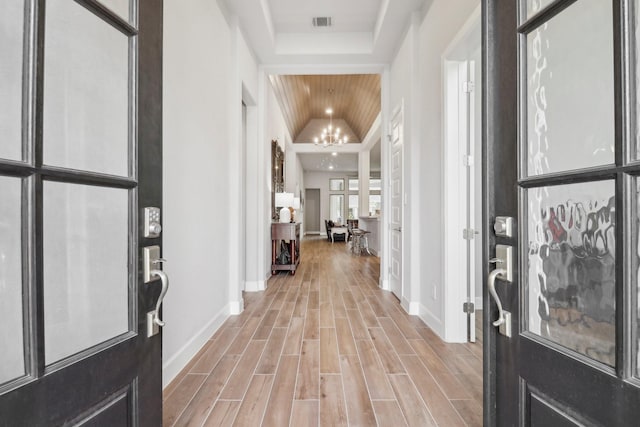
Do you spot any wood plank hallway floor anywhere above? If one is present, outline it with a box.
[163,236,482,426]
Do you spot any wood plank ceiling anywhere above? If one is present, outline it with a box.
[269,74,381,143]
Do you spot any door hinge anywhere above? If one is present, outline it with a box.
[462,229,477,240]
[462,155,474,167]
[463,302,475,313]
[463,81,475,93]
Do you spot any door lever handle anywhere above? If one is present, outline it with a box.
[488,268,512,337]
[488,268,506,326]
[149,269,169,326]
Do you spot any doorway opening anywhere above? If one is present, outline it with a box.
[304,188,321,234]
[443,7,482,343]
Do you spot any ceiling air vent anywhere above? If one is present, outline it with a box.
[312,17,332,27]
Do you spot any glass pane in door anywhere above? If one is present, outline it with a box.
[634,0,640,160]
[43,182,129,364]
[0,177,25,384]
[526,180,615,366]
[0,1,25,161]
[526,0,614,176]
[43,0,130,177]
[525,0,555,20]
[99,0,130,22]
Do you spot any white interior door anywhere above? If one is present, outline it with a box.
[389,105,403,299]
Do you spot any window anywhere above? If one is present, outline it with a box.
[329,194,344,223]
[329,178,344,191]
[369,195,381,216]
[348,194,359,219]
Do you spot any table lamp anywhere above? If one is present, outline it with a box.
[275,192,294,223]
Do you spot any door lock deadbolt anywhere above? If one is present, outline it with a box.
[144,207,162,238]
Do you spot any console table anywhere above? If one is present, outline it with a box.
[271,222,300,275]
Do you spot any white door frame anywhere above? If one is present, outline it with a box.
[442,5,481,343]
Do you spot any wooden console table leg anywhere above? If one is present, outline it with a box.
[272,239,277,275]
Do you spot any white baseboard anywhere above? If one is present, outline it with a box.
[379,278,389,290]
[229,299,243,315]
[418,304,444,338]
[245,280,266,292]
[162,303,230,388]
[475,296,483,308]
[400,297,420,315]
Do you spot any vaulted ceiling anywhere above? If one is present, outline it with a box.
[219,0,428,172]
[269,74,381,144]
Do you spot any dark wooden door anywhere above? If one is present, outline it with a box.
[484,0,640,425]
[0,0,163,425]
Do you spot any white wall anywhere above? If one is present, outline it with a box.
[162,0,232,386]
[389,0,480,337]
[285,150,305,232]
[257,75,292,281]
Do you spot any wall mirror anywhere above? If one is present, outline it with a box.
[271,140,284,219]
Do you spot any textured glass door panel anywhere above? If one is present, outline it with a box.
[635,0,640,160]
[526,0,614,176]
[0,1,25,161]
[43,182,129,365]
[526,180,615,366]
[99,0,130,22]
[525,0,555,20]
[0,177,25,384]
[43,0,129,177]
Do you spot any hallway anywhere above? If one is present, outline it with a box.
[163,237,482,426]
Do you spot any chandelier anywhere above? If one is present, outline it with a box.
[314,108,348,147]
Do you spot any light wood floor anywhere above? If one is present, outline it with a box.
[163,236,483,426]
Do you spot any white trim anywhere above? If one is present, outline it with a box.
[418,304,444,338]
[441,7,482,346]
[244,280,267,292]
[400,297,419,315]
[442,58,468,345]
[475,296,483,308]
[162,303,230,388]
[379,278,389,290]
[229,299,244,315]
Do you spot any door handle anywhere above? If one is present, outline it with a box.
[488,268,507,327]
[392,227,402,232]
[149,269,169,326]
[144,246,169,337]
[488,258,512,338]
